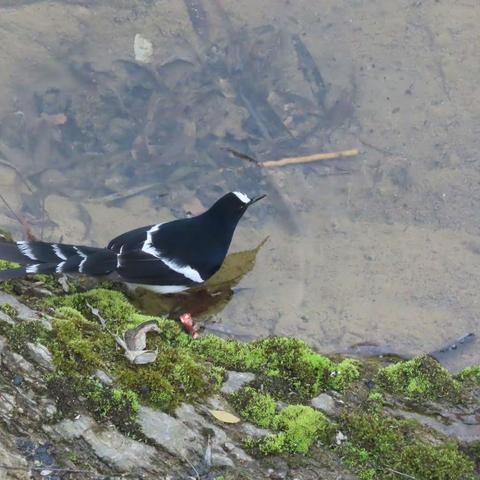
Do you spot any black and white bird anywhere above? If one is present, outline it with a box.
[0,191,265,293]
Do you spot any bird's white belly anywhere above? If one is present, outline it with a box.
[126,283,189,294]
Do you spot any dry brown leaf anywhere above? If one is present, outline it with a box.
[209,409,241,424]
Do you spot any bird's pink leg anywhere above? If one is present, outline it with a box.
[179,313,199,339]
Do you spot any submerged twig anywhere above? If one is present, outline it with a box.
[261,148,359,168]
[220,147,258,164]
[0,193,38,240]
[0,157,34,193]
[86,183,164,205]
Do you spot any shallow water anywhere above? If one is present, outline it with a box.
[0,0,479,371]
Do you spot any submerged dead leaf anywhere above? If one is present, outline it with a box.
[209,409,241,424]
[133,238,269,319]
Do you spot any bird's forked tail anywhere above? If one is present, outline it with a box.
[0,240,117,281]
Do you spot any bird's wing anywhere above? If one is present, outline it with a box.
[116,249,202,287]
[107,225,154,253]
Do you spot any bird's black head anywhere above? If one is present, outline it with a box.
[206,191,266,223]
[185,191,265,279]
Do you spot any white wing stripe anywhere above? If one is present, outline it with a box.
[74,247,88,273]
[56,261,66,273]
[139,223,203,283]
[52,244,67,260]
[160,257,203,283]
[142,224,162,258]
[17,241,38,261]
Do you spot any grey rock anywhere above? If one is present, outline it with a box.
[48,414,159,472]
[0,336,7,355]
[39,397,57,419]
[176,403,252,465]
[94,369,113,385]
[266,459,289,479]
[0,293,38,321]
[139,406,203,458]
[0,429,28,480]
[2,350,35,376]
[0,310,14,325]
[220,371,256,394]
[311,393,336,415]
[207,394,233,411]
[241,422,271,438]
[26,342,53,371]
[0,392,16,417]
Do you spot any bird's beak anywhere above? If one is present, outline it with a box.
[247,194,266,206]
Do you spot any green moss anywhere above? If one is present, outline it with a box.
[255,432,286,455]
[47,373,140,435]
[115,345,215,411]
[273,405,331,454]
[0,303,18,318]
[339,409,475,479]
[0,260,20,293]
[210,366,226,388]
[367,391,383,404]
[47,302,217,411]
[246,404,331,456]
[0,259,19,270]
[457,366,480,385]
[192,335,264,371]
[375,355,461,401]
[50,312,110,375]
[0,319,49,354]
[328,358,361,391]
[50,288,136,327]
[194,335,358,400]
[230,387,277,428]
[398,441,476,480]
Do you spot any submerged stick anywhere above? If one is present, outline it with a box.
[261,148,359,168]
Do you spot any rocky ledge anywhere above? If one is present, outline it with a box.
[0,263,479,479]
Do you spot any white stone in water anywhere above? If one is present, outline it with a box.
[134,34,153,63]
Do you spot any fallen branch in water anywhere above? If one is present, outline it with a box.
[261,148,359,168]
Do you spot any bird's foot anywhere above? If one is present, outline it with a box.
[179,313,199,339]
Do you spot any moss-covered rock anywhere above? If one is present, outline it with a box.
[50,288,137,327]
[272,405,331,454]
[0,259,20,293]
[193,335,359,401]
[245,404,332,455]
[457,366,480,385]
[339,408,475,479]
[230,386,277,428]
[375,355,462,402]
[47,373,140,436]
[0,319,49,355]
[45,291,221,411]
[0,303,18,318]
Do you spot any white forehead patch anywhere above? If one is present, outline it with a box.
[233,191,251,204]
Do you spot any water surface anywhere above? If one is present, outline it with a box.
[0,0,479,371]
